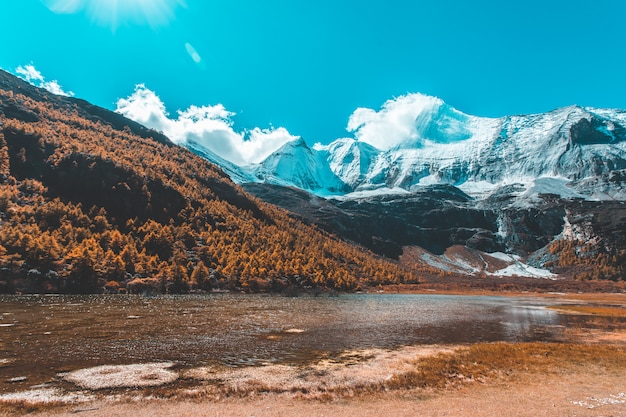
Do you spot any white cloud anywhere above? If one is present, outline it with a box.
[15,65,44,83]
[15,64,74,97]
[115,85,297,165]
[244,127,300,163]
[346,93,444,150]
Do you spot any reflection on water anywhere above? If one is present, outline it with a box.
[0,293,613,393]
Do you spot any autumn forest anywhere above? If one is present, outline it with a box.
[0,74,417,294]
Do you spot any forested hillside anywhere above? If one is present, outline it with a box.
[0,70,415,294]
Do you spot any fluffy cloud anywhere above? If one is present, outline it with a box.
[115,85,297,165]
[15,64,74,97]
[347,93,444,150]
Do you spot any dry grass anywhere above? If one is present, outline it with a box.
[179,345,455,400]
[548,304,626,317]
[116,343,626,402]
[387,342,626,390]
[3,342,626,415]
[0,388,94,415]
[0,402,52,415]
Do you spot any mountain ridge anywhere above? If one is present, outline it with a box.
[221,97,626,202]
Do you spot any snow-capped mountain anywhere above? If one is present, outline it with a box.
[315,138,381,189]
[242,98,626,200]
[178,94,626,281]
[251,137,349,193]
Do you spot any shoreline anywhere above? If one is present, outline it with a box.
[2,290,625,416]
[3,340,626,417]
[3,271,626,299]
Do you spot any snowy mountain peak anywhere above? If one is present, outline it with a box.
[314,138,381,188]
[404,101,475,148]
[276,136,310,152]
[252,137,348,194]
[184,94,626,201]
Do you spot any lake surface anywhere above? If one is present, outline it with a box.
[0,293,600,393]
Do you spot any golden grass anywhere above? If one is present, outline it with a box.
[0,399,72,415]
[0,387,96,416]
[548,305,626,317]
[387,342,626,390]
[130,343,626,401]
[179,346,455,400]
[0,402,48,415]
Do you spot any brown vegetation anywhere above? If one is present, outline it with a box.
[547,304,626,317]
[548,239,626,281]
[0,84,416,294]
[388,342,626,390]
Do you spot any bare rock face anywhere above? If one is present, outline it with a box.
[244,183,566,258]
[244,181,626,280]
[569,117,606,145]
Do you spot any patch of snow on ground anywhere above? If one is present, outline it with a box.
[0,388,94,405]
[512,177,589,208]
[457,180,499,198]
[334,187,410,200]
[492,263,557,279]
[487,252,517,262]
[443,254,480,273]
[420,253,459,273]
[64,362,178,390]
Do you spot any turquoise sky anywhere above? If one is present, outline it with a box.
[2,0,626,152]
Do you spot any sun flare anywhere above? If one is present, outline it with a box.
[42,0,185,30]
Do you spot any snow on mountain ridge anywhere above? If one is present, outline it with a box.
[251,137,348,194]
[186,93,626,200]
[315,138,381,189]
[349,102,626,195]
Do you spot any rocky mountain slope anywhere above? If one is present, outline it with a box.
[0,69,415,294]
[237,96,626,282]
[244,181,626,281]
